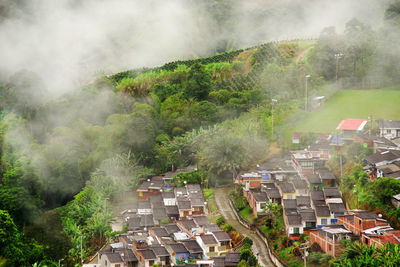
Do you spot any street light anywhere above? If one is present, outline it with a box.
[271,99,278,137]
[335,53,343,82]
[58,258,64,267]
[305,75,311,112]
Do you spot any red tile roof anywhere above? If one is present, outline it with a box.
[379,235,400,245]
[336,119,368,131]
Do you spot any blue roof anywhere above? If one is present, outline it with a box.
[330,135,344,145]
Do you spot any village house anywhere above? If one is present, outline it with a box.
[284,214,304,238]
[177,199,192,218]
[336,119,368,141]
[277,181,297,200]
[166,205,180,220]
[309,225,353,257]
[177,219,201,236]
[248,191,269,216]
[379,120,400,139]
[150,246,170,266]
[167,243,190,265]
[136,178,163,200]
[337,210,389,236]
[316,168,336,187]
[362,227,400,248]
[98,248,139,267]
[162,191,176,206]
[315,205,331,228]
[196,234,219,258]
[212,231,232,254]
[304,173,323,191]
[311,190,325,207]
[291,150,326,174]
[181,240,203,260]
[353,133,399,153]
[136,249,158,267]
[149,227,172,244]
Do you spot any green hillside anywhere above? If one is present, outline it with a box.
[293,88,400,133]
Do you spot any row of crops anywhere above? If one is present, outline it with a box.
[217,43,287,92]
[110,42,288,90]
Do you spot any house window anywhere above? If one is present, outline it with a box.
[287,195,292,199]
[149,260,154,266]
[387,129,392,134]
[306,222,316,228]
[321,219,327,225]
[105,260,108,266]
[209,246,215,252]
[115,265,121,267]
[294,228,300,234]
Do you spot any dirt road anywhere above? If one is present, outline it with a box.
[214,187,274,267]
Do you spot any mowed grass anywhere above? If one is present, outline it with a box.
[293,88,400,133]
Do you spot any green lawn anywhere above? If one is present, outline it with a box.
[239,206,254,222]
[293,88,400,133]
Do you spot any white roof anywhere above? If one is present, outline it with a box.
[362,225,393,235]
[173,232,190,241]
[326,198,343,204]
[321,226,351,234]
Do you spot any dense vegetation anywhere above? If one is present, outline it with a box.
[0,41,306,265]
[1,2,400,265]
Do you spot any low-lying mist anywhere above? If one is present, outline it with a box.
[0,0,392,97]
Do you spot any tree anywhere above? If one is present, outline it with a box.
[0,210,44,266]
[198,133,248,181]
[370,177,400,204]
[184,63,212,101]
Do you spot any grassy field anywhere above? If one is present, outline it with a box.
[293,88,400,133]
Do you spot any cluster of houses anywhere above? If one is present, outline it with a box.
[235,142,345,240]
[85,172,239,267]
[235,118,400,258]
[309,209,400,256]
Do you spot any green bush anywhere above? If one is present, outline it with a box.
[242,243,252,250]
[222,223,233,232]
[309,252,323,264]
[240,249,252,261]
[242,237,253,247]
[216,216,225,226]
[319,253,332,264]
[247,255,257,266]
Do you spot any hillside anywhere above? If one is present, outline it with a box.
[292,88,400,133]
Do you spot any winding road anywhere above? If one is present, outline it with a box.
[214,187,274,267]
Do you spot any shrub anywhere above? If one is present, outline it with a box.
[309,252,323,264]
[247,254,257,266]
[240,249,252,261]
[242,243,252,250]
[319,254,332,264]
[216,216,225,226]
[242,237,253,247]
[222,223,233,232]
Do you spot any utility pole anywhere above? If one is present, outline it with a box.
[104,197,110,214]
[335,53,343,82]
[271,99,278,137]
[305,75,310,111]
[299,241,310,267]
